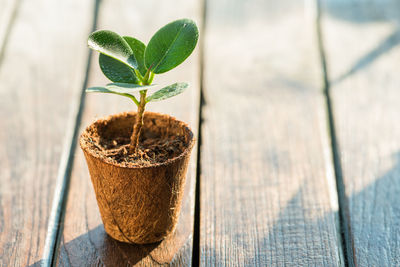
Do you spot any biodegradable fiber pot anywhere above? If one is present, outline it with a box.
[80,111,195,244]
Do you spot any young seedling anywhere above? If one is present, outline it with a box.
[87,19,199,154]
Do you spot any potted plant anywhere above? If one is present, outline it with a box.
[80,18,199,244]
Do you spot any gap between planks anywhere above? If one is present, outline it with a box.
[192,0,207,265]
[316,0,351,266]
[41,0,101,266]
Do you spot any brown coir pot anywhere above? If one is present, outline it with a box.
[79,111,194,244]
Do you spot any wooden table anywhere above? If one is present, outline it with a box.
[1,0,400,266]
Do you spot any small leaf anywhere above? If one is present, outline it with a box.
[86,87,115,94]
[99,54,139,83]
[86,87,139,105]
[146,82,188,102]
[88,30,138,70]
[145,19,199,74]
[123,36,147,76]
[106,83,155,94]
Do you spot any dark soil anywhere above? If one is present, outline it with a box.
[91,132,186,167]
[80,112,192,168]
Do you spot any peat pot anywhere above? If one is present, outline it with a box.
[80,111,195,244]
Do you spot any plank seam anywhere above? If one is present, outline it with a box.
[192,0,207,265]
[316,0,354,266]
[40,0,102,266]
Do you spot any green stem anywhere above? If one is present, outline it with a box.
[148,72,155,84]
[143,71,151,85]
[134,69,144,84]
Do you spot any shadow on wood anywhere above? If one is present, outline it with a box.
[323,0,400,83]
[323,0,400,24]
[334,28,400,83]
[27,152,400,266]
[340,152,400,266]
[27,260,44,267]
[55,225,159,266]
[272,151,400,266]
[200,151,400,266]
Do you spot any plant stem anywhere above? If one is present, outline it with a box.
[129,90,147,154]
[128,67,153,155]
[143,68,152,84]
[148,72,155,84]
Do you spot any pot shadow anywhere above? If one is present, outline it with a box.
[41,225,160,266]
[321,0,400,84]
[27,260,44,267]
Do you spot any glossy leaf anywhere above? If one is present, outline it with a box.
[146,82,188,102]
[88,30,138,70]
[87,84,154,94]
[98,37,146,83]
[86,87,117,94]
[123,36,147,76]
[144,19,199,74]
[106,83,155,94]
[86,87,139,105]
[99,54,139,83]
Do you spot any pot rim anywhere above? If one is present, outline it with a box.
[80,111,195,170]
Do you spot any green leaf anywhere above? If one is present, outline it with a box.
[86,87,116,94]
[99,54,139,83]
[106,83,155,94]
[88,30,138,70]
[87,84,154,94]
[98,36,146,83]
[86,87,139,106]
[146,82,188,102]
[144,19,199,74]
[123,36,147,76]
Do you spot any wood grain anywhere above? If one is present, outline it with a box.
[55,0,201,265]
[0,0,93,266]
[200,0,343,265]
[321,0,400,265]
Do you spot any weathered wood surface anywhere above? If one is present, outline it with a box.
[321,0,400,266]
[0,0,93,265]
[200,0,343,265]
[4,0,400,265]
[55,0,201,265]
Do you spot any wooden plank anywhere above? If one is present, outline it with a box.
[55,0,201,265]
[200,0,343,265]
[0,0,94,266]
[321,0,400,265]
